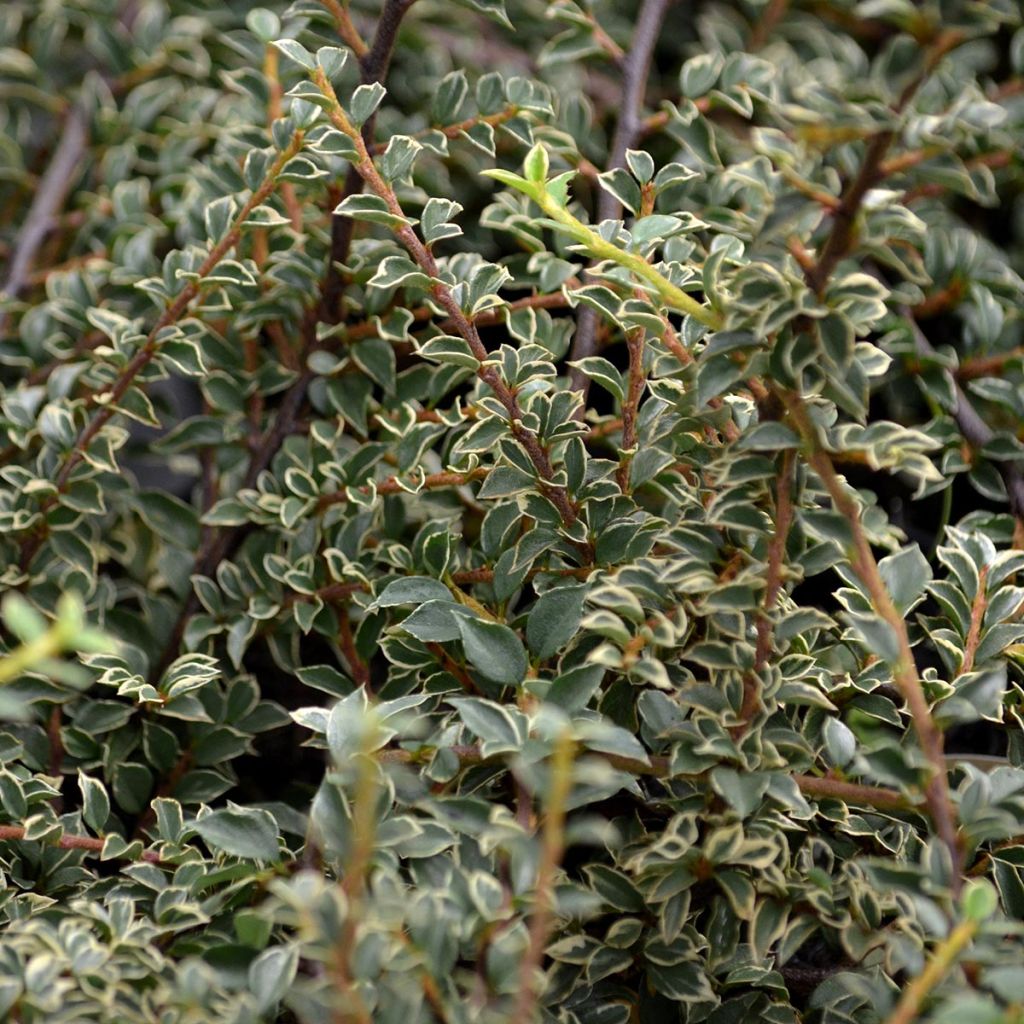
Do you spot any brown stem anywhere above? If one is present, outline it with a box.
[901,150,1013,204]
[318,0,369,57]
[805,130,895,294]
[368,105,519,154]
[425,643,482,695]
[960,565,989,677]
[264,45,303,230]
[47,705,64,812]
[313,71,585,540]
[418,971,452,1024]
[748,0,789,50]
[243,332,265,442]
[376,745,914,812]
[616,328,646,493]
[913,281,966,319]
[337,603,371,689]
[956,346,1024,381]
[756,449,796,671]
[781,390,962,889]
[791,773,912,811]
[805,30,966,295]
[579,10,624,63]
[132,748,193,840]
[17,133,304,571]
[877,145,945,178]
[321,0,418,321]
[780,167,842,211]
[735,449,796,736]
[0,823,162,863]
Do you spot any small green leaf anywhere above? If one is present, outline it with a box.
[878,544,933,615]
[962,879,998,922]
[449,696,526,750]
[844,611,902,665]
[372,577,452,609]
[421,198,464,245]
[272,38,315,70]
[399,601,463,642]
[249,945,299,1013]
[481,168,538,197]
[547,664,604,713]
[527,585,586,661]
[415,334,479,369]
[523,143,549,183]
[455,617,528,685]
[368,255,433,291]
[350,82,386,125]
[78,771,110,833]
[710,767,770,819]
[246,8,281,43]
[193,805,280,861]
[333,194,412,229]
[737,422,800,451]
[316,46,348,78]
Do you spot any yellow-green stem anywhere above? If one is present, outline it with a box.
[532,191,723,330]
[0,630,61,686]
[882,919,978,1024]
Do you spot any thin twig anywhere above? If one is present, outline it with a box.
[959,564,989,677]
[595,0,670,225]
[955,346,1024,381]
[780,389,963,890]
[321,0,419,321]
[881,916,979,1024]
[376,745,915,812]
[0,823,162,863]
[319,0,369,57]
[756,448,796,671]
[367,105,518,154]
[735,448,796,735]
[47,705,64,813]
[791,773,911,811]
[617,327,646,493]
[337,603,371,688]
[264,44,303,230]
[583,11,625,64]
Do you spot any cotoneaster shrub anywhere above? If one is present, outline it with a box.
[2,0,1024,1021]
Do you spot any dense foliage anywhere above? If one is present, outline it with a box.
[2,0,1024,1021]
